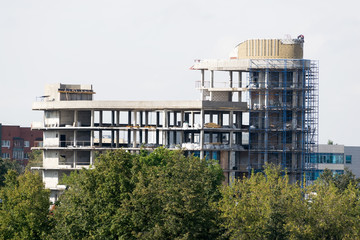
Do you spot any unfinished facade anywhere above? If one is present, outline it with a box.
[32,36,319,202]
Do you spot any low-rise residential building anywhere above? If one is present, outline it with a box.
[0,124,43,165]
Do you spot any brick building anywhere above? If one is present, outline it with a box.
[0,124,43,165]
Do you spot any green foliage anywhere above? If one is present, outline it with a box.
[0,158,23,187]
[318,168,360,192]
[117,150,223,239]
[218,164,307,239]
[51,148,223,239]
[218,164,360,240]
[0,170,51,239]
[26,150,43,171]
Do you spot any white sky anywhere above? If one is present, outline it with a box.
[0,0,359,145]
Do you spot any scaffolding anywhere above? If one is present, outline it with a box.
[246,59,319,182]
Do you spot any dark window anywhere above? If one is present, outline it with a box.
[346,155,352,164]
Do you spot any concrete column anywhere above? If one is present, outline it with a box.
[200,109,204,159]
[74,130,77,147]
[116,130,119,148]
[180,111,184,127]
[111,130,114,147]
[238,71,242,102]
[99,111,103,127]
[128,111,132,126]
[116,111,120,126]
[74,110,78,126]
[163,110,167,127]
[132,129,136,148]
[229,71,233,87]
[132,111,137,126]
[111,111,115,126]
[145,111,148,126]
[91,110,94,127]
[140,111,143,126]
[99,130,103,147]
[210,70,214,88]
[145,130,148,144]
[73,151,76,168]
[191,111,194,128]
[201,69,205,87]
[90,151,94,165]
[90,130,94,147]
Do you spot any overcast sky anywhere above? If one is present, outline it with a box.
[0,0,359,145]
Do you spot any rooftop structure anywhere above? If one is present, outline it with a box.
[32,36,319,202]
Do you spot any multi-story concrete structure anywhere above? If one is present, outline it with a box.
[32,36,319,202]
[0,124,43,165]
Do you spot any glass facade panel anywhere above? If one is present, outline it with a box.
[311,153,344,164]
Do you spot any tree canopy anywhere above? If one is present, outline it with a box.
[0,170,51,239]
[51,148,224,240]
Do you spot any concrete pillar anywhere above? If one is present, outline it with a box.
[191,111,194,128]
[111,130,114,147]
[111,111,115,126]
[91,110,94,127]
[116,111,120,126]
[200,109,204,159]
[201,69,205,87]
[229,71,233,87]
[90,151,94,165]
[210,70,214,88]
[180,111,184,127]
[128,111,132,126]
[145,129,148,144]
[74,130,77,147]
[99,130,102,147]
[116,130,119,148]
[140,111,143,126]
[90,130,94,147]
[238,71,242,102]
[145,111,148,126]
[99,111,103,127]
[73,151,76,168]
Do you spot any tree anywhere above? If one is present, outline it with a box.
[26,150,43,171]
[0,158,23,187]
[318,168,360,192]
[0,170,51,239]
[116,149,224,239]
[51,148,224,239]
[218,164,309,240]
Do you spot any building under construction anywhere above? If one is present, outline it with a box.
[32,36,319,202]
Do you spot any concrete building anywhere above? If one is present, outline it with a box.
[32,36,319,202]
[0,124,43,165]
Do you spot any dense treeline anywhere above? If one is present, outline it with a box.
[1,149,360,239]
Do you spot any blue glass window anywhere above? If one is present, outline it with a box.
[346,155,352,164]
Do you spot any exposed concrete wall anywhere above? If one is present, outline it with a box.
[43,150,59,168]
[43,170,58,188]
[44,131,59,147]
